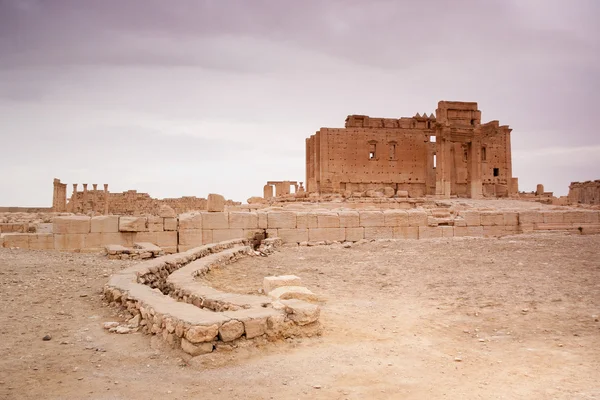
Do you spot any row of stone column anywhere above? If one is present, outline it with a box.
[70,183,109,215]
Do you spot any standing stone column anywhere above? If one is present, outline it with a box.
[92,184,98,213]
[103,184,109,215]
[82,184,89,213]
[72,184,79,213]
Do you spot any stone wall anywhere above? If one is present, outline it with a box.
[568,181,600,205]
[1,209,599,251]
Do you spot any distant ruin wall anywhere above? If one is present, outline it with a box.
[568,181,600,205]
[2,209,599,252]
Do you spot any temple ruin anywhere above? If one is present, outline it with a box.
[568,181,600,205]
[305,101,517,198]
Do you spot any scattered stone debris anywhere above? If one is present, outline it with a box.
[42,334,52,341]
[105,242,164,260]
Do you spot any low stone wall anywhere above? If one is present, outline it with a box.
[1,209,599,251]
[103,238,320,356]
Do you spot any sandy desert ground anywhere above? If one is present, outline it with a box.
[1,232,599,399]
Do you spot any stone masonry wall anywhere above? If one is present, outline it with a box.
[1,209,599,251]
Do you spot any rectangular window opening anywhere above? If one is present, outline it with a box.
[369,143,376,160]
[430,135,436,143]
[493,168,499,177]
[433,154,437,168]
[389,144,396,160]
[481,147,487,161]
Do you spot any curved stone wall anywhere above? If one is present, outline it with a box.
[103,237,320,356]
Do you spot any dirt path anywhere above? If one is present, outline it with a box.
[1,232,599,399]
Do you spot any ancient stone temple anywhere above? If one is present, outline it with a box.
[305,101,518,198]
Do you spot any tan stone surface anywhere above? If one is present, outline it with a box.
[53,216,91,234]
[263,275,302,293]
[90,215,119,233]
[119,216,148,232]
[207,193,226,212]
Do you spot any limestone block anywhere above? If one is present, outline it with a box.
[179,213,202,230]
[147,215,164,232]
[338,211,359,228]
[53,216,91,234]
[407,210,428,227]
[157,231,177,247]
[179,229,203,247]
[519,211,543,224]
[243,317,267,339]
[503,212,519,226]
[91,215,119,233]
[133,232,159,244]
[243,229,264,240]
[84,232,134,249]
[280,299,320,326]
[201,212,229,229]
[268,286,318,302]
[296,212,317,229]
[454,226,484,237]
[317,212,340,228]
[267,212,297,229]
[418,226,442,239]
[397,190,409,198]
[359,211,385,227]
[364,227,393,240]
[207,193,225,212]
[265,229,277,240]
[119,216,148,232]
[480,211,504,226]
[229,212,258,229]
[180,338,213,356]
[158,205,176,218]
[263,275,302,293]
[564,211,587,224]
[2,233,30,248]
[218,320,244,342]
[163,217,178,231]
[277,228,308,243]
[460,211,481,226]
[533,223,574,231]
[393,226,419,239]
[345,227,364,242]
[519,224,535,233]
[454,217,467,227]
[383,186,395,198]
[483,226,506,237]
[585,211,599,223]
[383,210,409,227]
[258,212,268,229]
[185,324,219,343]
[212,229,244,242]
[54,234,85,251]
[441,226,454,238]
[28,233,54,250]
[542,211,564,224]
[308,228,345,242]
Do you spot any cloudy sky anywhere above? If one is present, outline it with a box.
[1,0,598,206]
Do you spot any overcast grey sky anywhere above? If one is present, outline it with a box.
[1,0,598,206]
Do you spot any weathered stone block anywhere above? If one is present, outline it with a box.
[119,216,148,232]
[163,217,178,231]
[454,226,484,237]
[308,228,345,242]
[317,212,340,228]
[480,211,503,226]
[54,234,85,251]
[441,226,454,237]
[263,275,302,293]
[179,229,203,246]
[359,211,384,227]
[383,210,409,227]
[519,211,543,224]
[53,216,91,234]
[257,212,268,229]
[364,227,393,240]
[564,211,587,224]
[338,211,359,228]
[296,212,318,229]
[28,233,54,250]
[218,320,244,342]
[179,213,202,230]
[2,233,30,248]
[201,212,229,229]
[133,232,159,244]
[207,193,225,212]
[84,232,134,249]
[483,226,506,237]
[147,215,164,232]
[90,215,119,233]
[267,212,296,229]
[460,211,481,226]
[407,210,428,227]
[280,299,320,326]
[212,229,244,242]
[157,231,177,247]
[158,205,176,218]
[503,212,519,226]
[418,226,442,239]
[185,324,219,343]
[268,286,318,302]
[393,226,419,239]
[229,212,258,229]
[277,228,308,243]
[345,227,364,242]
